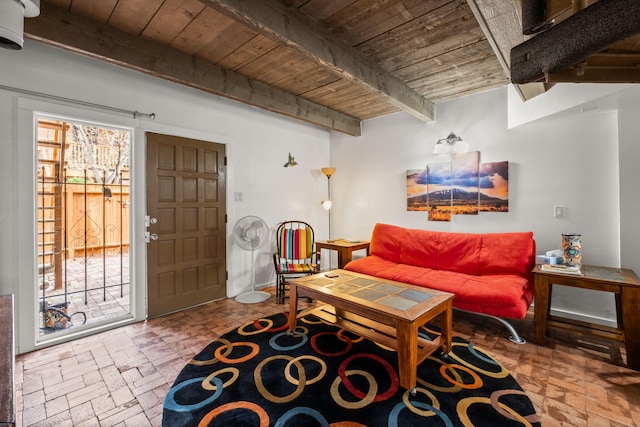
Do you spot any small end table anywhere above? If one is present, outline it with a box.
[315,239,370,269]
[532,264,640,371]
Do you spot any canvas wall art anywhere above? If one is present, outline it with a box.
[479,161,509,212]
[426,162,452,222]
[406,169,428,211]
[452,151,479,215]
[407,151,509,221]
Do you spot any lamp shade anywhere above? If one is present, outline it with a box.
[433,141,449,154]
[321,167,336,178]
[433,133,463,154]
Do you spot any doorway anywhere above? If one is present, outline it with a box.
[146,132,227,317]
[35,116,132,339]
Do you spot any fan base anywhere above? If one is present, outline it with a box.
[235,291,271,304]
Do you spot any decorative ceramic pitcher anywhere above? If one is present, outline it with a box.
[562,234,582,267]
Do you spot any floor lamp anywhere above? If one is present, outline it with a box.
[321,167,336,239]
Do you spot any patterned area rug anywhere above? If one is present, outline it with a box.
[162,312,541,426]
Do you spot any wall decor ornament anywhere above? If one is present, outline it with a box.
[562,233,582,267]
[283,152,298,167]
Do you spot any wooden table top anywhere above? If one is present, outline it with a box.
[533,264,640,287]
[315,239,370,248]
[289,269,453,322]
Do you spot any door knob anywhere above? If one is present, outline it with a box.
[149,233,159,240]
[145,215,158,226]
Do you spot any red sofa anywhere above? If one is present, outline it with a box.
[344,223,536,342]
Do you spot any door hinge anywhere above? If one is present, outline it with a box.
[224,156,228,166]
[226,271,228,281]
[225,214,228,223]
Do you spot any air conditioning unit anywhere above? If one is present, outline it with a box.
[0,0,40,50]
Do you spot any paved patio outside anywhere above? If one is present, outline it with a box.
[38,253,130,336]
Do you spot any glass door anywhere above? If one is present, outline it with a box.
[36,115,132,340]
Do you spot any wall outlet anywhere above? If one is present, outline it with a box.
[554,205,565,218]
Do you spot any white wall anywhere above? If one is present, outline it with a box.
[0,41,331,352]
[618,99,640,275]
[330,86,634,325]
[507,83,635,128]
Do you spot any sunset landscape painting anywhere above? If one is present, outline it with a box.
[406,157,509,221]
[426,162,452,221]
[451,152,479,215]
[406,169,428,211]
[479,161,509,212]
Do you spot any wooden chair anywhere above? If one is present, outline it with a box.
[273,220,320,302]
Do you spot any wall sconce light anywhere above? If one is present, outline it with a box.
[320,167,336,238]
[433,133,465,154]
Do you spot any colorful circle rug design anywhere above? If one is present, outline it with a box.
[162,312,541,426]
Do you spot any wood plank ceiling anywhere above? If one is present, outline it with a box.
[23,0,640,136]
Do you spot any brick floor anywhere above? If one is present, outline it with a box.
[16,289,640,426]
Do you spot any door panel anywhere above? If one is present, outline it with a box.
[146,132,226,317]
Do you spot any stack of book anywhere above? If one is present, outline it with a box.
[540,264,583,276]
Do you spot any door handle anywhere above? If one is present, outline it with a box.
[145,215,158,227]
[145,232,159,243]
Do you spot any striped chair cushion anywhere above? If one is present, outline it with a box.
[280,227,313,261]
[276,263,318,274]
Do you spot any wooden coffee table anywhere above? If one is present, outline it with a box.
[288,269,453,392]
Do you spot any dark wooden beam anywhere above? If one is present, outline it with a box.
[199,0,435,122]
[546,67,640,83]
[521,0,551,35]
[511,0,640,84]
[24,3,362,136]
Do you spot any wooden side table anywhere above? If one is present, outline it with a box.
[532,264,640,371]
[315,239,370,269]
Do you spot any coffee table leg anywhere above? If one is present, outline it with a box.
[288,283,299,334]
[396,320,418,392]
[440,303,453,355]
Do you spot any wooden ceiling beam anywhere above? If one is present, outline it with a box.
[466,0,547,102]
[511,0,640,84]
[24,3,362,136]
[199,0,435,122]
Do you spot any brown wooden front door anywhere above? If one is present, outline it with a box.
[146,132,226,318]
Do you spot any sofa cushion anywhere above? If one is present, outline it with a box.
[369,263,434,284]
[434,232,482,275]
[411,269,472,295]
[343,255,397,277]
[398,229,438,269]
[478,232,535,277]
[456,275,532,317]
[368,223,405,263]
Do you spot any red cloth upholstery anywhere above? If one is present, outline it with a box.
[344,223,536,319]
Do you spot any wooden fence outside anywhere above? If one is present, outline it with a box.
[64,183,130,259]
